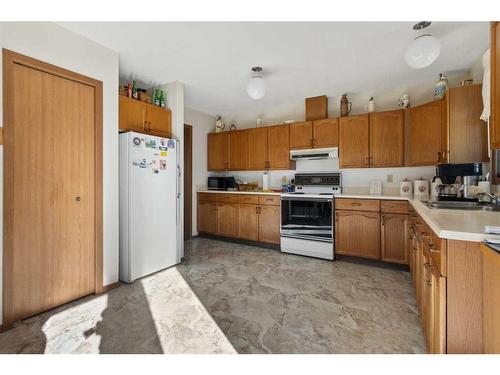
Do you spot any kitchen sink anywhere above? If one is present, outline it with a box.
[426,200,500,212]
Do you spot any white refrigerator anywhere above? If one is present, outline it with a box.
[119,131,182,283]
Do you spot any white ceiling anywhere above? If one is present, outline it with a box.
[59,22,489,118]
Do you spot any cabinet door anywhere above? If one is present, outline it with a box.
[339,114,370,168]
[381,214,408,264]
[312,118,339,148]
[290,121,313,149]
[369,110,404,167]
[335,210,380,259]
[492,22,500,149]
[409,100,444,166]
[198,201,217,234]
[258,205,281,244]
[146,104,172,138]
[217,202,239,237]
[207,132,228,171]
[119,95,146,133]
[430,263,447,354]
[448,85,488,163]
[247,127,268,170]
[268,125,292,169]
[239,204,259,241]
[422,247,432,349]
[228,130,249,170]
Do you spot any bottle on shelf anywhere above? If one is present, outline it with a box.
[160,90,165,108]
[127,82,132,98]
[151,88,156,105]
[132,80,138,99]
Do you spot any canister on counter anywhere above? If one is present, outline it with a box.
[414,177,430,199]
[400,178,413,197]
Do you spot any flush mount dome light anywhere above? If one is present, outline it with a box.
[405,22,441,69]
[246,66,266,100]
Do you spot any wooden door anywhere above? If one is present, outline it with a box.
[447,85,489,163]
[409,100,444,166]
[258,205,281,244]
[228,130,249,170]
[198,201,217,234]
[146,104,172,137]
[217,202,239,237]
[430,263,447,354]
[481,243,500,353]
[492,22,500,149]
[339,114,370,168]
[381,214,408,264]
[247,127,268,170]
[119,95,146,133]
[4,54,99,324]
[335,210,380,259]
[268,125,292,169]
[369,110,404,167]
[290,121,313,149]
[312,118,339,148]
[239,204,259,241]
[207,132,228,171]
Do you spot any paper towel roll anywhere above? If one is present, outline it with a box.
[262,173,269,191]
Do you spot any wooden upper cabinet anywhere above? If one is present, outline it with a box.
[335,209,381,260]
[268,125,293,169]
[207,132,228,171]
[248,127,268,170]
[408,100,445,166]
[339,114,370,168]
[290,121,313,149]
[146,103,172,138]
[313,118,339,148]
[381,213,408,264]
[369,109,404,167]
[228,130,249,170]
[492,22,500,149]
[119,95,146,133]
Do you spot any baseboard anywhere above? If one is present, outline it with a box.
[101,281,121,292]
[198,234,280,251]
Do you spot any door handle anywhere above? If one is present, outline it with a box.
[75,196,81,202]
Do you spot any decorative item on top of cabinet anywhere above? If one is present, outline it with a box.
[365,97,375,113]
[369,109,404,167]
[398,94,411,109]
[230,123,237,131]
[407,99,445,166]
[492,22,500,149]
[340,94,352,117]
[305,95,328,121]
[339,114,370,168]
[215,115,225,133]
[434,73,448,100]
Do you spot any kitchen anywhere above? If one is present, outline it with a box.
[0,15,499,370]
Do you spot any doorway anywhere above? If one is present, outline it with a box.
[2,49,103,327]
[184,124,193,240]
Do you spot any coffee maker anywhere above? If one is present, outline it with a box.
[434,163,483,201]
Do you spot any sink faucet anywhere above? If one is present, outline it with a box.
[477,191,499,205]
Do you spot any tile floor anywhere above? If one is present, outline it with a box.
[0,237,425,354]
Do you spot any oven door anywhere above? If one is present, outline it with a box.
[281,197,333,242]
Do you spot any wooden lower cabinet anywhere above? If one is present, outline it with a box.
[430,262,447,354]
[381,213,408,264]
[335,210,380,260]
[258,205,281,244]
[216,202,239,237]
[239,204,259,241]
[197,201,217,235]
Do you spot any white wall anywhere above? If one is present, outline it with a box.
[185,107,215,236]
[0,22,120,324]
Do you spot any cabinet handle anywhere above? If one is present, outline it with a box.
[424,262,431,269]
[436,152,441,163]
[425,281,432,287]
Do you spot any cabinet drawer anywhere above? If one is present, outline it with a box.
[198,193,217,202]
[259,195,281,206]
[381,200,409,214]
[216,194,240,203]
[335,198,380,212]
[239,194,259,204]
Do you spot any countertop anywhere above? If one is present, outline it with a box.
[199,190,500,242]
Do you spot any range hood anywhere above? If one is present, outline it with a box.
[290,147,339,161]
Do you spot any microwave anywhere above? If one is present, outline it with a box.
[207,176,237,191]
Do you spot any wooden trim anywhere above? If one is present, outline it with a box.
[0,127,3,145]
[101,282,121,293]
[184,124,193,240]
[2,49,104,326]
[491,22,499,149]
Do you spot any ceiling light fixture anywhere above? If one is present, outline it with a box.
[246,66,266,100]
[405,22,441,69]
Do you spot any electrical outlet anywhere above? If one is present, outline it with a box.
[387,174,393,183]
